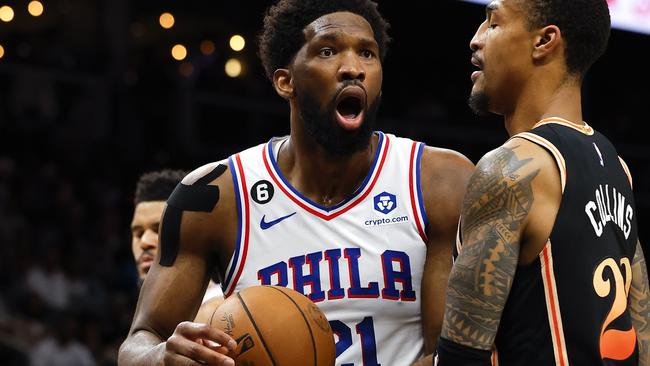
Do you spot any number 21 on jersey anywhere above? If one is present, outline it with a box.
[330,317,381,366]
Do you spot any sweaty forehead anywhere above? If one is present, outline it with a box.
[304,11,374,40]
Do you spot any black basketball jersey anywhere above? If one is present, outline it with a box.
[461,117,639,366]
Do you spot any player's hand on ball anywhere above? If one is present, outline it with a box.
[164,321,237,365]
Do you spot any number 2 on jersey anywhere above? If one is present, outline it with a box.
[593,257,636,361]
[330,317,380,366]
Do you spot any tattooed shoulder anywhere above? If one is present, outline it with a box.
[462,145,539,238]
[441,145,540,350]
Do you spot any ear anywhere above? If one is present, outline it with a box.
[273,68,294,100]
[532,25,561,61]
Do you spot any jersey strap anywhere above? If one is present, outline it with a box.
[618,156,633,189]
[511,132,567,193]
[408,141,428,243]
[222,154,252,297]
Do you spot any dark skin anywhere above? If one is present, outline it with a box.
[441,0,650,362]
[119,11,473,366]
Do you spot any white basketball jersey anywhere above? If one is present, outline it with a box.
[223,132,428,366]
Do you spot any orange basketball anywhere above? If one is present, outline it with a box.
[201,285,335,366]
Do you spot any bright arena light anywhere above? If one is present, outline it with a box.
[0,44,4,59]
[225,58,242,78]
[229,35,245,52]
[28,1,44,17]
[0,6,15,22]
[159,12,175,29]
[171,44,187,61]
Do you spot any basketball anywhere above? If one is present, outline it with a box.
[200,285,336,366]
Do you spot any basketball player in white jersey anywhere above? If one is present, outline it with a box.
[130,170,224,306]
[119,1,474,365]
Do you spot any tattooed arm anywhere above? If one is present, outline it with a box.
[630,240,650,366]
[436,139,559,364]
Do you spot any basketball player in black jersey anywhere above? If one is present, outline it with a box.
[436,0,650,365]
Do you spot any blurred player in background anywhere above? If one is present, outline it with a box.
[131,169,224,305]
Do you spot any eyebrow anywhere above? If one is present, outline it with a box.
[486,2,499,17]
[357,37,379,50]
[314,32,378,48]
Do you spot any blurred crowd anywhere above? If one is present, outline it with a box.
[0,151,138,366]
[1,2,649,365]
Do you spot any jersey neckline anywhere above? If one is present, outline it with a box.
[262,131,389,220]
[533,117,594,136]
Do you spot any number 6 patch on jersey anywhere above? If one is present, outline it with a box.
[251,180,274,204]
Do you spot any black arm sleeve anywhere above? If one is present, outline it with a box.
[435,337,492,366]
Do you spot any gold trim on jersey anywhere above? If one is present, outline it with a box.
[540,240,570,366]
[455,217,463,256]
[491,349,499,366]
[533,117,594,136]
[512,132,567,193]
[618,156,634,190]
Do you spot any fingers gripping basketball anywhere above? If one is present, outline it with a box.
[200,285,336,366]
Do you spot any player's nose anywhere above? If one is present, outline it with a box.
[470,21,487,52]
[140,229,159,249]
[338,52,366,82]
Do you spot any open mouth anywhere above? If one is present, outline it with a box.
[337,96,363,119]
[335,86,366,130]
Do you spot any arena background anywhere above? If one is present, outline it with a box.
[0,1,648,364]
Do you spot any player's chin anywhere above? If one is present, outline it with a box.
[467,90,491,116]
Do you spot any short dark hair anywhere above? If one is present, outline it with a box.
[258,0,390,81]
[134,169,187,204]
[520,0,610,76]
